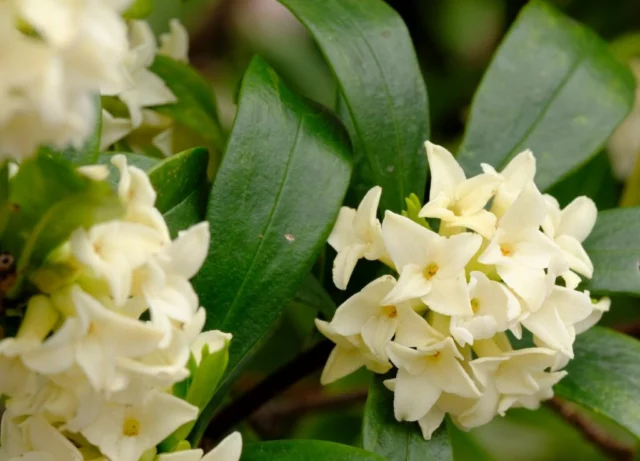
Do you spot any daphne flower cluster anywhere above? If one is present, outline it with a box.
[317,142,609,439]
[0,156,241,461]
[101,19,189,156]
[0,0,134,160]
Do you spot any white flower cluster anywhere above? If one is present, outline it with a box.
[0,0,134,160]
[101,19,189,156]
[318,142,610,438]
[0,156,240,461]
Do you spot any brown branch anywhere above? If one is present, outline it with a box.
[204,340,333,442]
[547,397,635,461]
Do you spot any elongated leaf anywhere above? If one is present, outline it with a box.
[151,56,225,152]
[583,208,640,295]
[555,327,640,437]
[242,440,385,461]
[146,147,209,215]
[190,56,351,441]
[280,0,429,213]
[457,0,634,190]
[292,273,337,319]
[446,419,494,461]
[363,375,453,461]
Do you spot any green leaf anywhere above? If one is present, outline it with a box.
[241,440,385,461]
[146,147,209,215]
[292,273,337,319]
[123,0,153,19]
[446,419,494,461]
[2,155,122,291]
[555,327,640,438]
[456,0,635,190]
[279,0,429,213]
[150,56,225,153]
[190,56,351,443]
[583,208,640,295]
[363,375,453,461]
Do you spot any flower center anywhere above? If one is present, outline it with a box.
[423,262,439,280]
[122,417,141,437]
[382,305,397,318]
[500,244,513,257]
[471,298,480,313]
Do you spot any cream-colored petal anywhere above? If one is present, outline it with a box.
[393,368,442,422]
[455,172,502,215]
[381,264,431,305]
[426,141,466,199]
[332,243,367,290]
[423,275,472,317]
[382,211,436,270]
[557,196,597,242]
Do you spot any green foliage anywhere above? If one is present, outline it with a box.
[292,274,337,320]
[280,0,429,213]
[123,0,154,19]
[241,440,386,461]
[584,208,640,296]
[151,56,225,154]
[189,56,352,443]
[555,327,640,438]
[456,0,635,191]
[363,375,453,461]
[2,155,122,294]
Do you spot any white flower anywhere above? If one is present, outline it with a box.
[100,110,134,150]
[140,222,210,342]
[21,286,164,392]
[522,286,594,358]
[381,211,481,316]
[386,338,481,422]
[481,150,536,217]
[460,348,566,429]
[419,142,501,238]
[159,19,190,63]
[328,275,420,363]
[191,330,233,365]
[0,0,132,160]
[478,182,562,311]
[450,271,521,347]
[315,319,391,385]
[81,390,198,461]
[155,432,242,461]
[328,186,388,289]
[542,195,596,279]
[70,221,166,306]
[575,297,610,335]
[0,414,83,461]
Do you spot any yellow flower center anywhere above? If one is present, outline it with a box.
[500,244,513,257]
[382,305,398,318]
[122,417,141,437]
[424,262,439,280]
[471,298,480,313]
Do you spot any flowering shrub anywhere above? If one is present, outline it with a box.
[0,0,639,460]
[319,142,610,438]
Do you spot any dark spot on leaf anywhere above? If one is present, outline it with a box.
[9,203,19,212]
[285,233,295,242]
[381,30,391,38]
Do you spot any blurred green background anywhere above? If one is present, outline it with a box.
[151,1,640,459]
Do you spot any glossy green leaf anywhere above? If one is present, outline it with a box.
[190,56,351,442]
[555,327,640,438]
[583,208,640,295]
[2,155,122,292]
[241,440,385,461]
[457,0,635,190]
[146,147,209,215]
[292,273,337,319]
[446,419,494,461]
[363,375,453,461]
[151,56,225,152]
[280,0,429,213]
